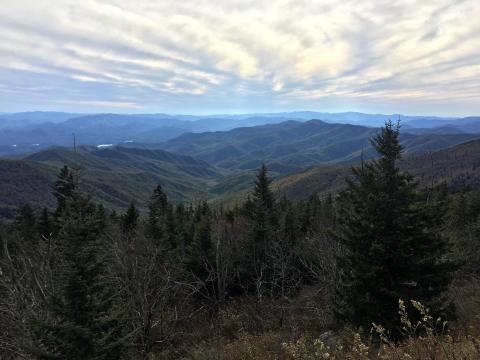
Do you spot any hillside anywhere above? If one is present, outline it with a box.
[0,160,57,217]
[0,146,224,216]
[2,131,480,216]
[158,120,479,173]
[275,139,480,199]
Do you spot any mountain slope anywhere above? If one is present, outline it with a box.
[0,146,223,216]
[0,160,57,217]
[3,137,480,217]
[275,139,480,200]
[158,120,479,173]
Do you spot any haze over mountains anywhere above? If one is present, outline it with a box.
[156,120,478,173]
[2,132,480,218]
[1,110,480,217]
[1,111,480,156]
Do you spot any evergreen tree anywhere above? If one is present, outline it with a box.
[185,204,213,290]
[274,203,302,296]
[14,203,37,242]
[253,163,275,209]
[37,207,53,239]
[36,173,129,359]
[148,185,169,239]
[53,165,77,216]
[243,163,280,296]
[121,202,139,234]
[96,204,107,229]
[247,163,276,246]
[450,192,468,232]
[174,204,190,257]
[162,205,177,251]
[334,120,456,336]
[109,209,119,223]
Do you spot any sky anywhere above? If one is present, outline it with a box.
[0,0,479,116]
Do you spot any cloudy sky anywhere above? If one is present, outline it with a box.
[0,0,479,115]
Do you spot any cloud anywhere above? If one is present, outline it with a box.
[0,0,479,115]
[55,100,142,109]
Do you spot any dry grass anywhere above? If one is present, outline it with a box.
[179,278,480,360]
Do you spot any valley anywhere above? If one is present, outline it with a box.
[2,115,480,217]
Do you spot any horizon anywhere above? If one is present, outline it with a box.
[1,0,479,115]
[1,109,478,119]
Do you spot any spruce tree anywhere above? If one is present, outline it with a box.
[185,203,214,294]
[53,165,77,216]
[35,170,130,359]
[334,120,456,336]
[244,163,279,296]
[253,163,275,209]
[37,207,53,239]
[148,185,169,239]
[121,202,139,234]
[14,203,37,242]
[174,204,190,257]
[248,163,276,246]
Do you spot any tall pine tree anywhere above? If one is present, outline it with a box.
[334,120,456,336]
[35,169,130,359]
[244,163,279,297]
[53,165,77,217]
[148,185,169,239]
[121,202,140,235]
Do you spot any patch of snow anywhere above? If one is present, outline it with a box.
[97,144,113,148]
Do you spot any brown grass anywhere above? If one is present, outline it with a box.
[173,278,480,360]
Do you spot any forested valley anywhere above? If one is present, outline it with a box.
[2,122,480,359]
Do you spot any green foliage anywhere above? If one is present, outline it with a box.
[275,138,480,202]
[37,207,54,239]
[247,163,277,243]
[14,203,37,242]
[184,202,215,298]
[121,202,140,234]
[34,169,131,359]
[334,121,457,336]
[53,165,77,215]
[148,185,169,238]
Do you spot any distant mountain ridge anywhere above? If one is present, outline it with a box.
[1,131,480,217]
[156,120,479,173]
[1,111,479,156]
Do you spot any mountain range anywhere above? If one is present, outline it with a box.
[1,117,480,217]
[1,111,480,156]
[156,120,479,173]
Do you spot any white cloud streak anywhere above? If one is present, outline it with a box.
[0,0,479,115]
